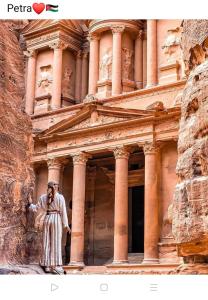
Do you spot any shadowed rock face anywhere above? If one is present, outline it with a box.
[0,21,34,264]
[172,20,208,259]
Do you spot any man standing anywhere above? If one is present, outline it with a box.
[28,181,70,274]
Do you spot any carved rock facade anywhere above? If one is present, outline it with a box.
[172,20,208,260]
[0,21,35,264]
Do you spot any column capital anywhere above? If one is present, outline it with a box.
[113,146,130,159]
[72,152,91,165]
[111,25,125,34]
[49,40,68,50]
[76,50,82,59]
[47,157,68,169]
[82,51,89,59]
[87,32,100,42]
[24,49,37,58]
[143,142,160,155]
[136,29,144,40]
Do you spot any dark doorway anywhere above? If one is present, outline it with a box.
[128,186,144,253]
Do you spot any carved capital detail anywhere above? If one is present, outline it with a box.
[76,50,82,59]
[72,152,91,165]
[47,157,68,169]
[24,49,37,58]
[111,25,125,34]
[113,146,130,159]
[49,40,68,50]
[143,142,160,155]
[136,29,144,40]
[87,33,100,42]
[82,51,89,59]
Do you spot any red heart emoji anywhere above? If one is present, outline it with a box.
[32,3,45,14]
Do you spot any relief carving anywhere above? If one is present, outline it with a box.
[62,67,73,96]
[162,27,182,63]
[122,48,133,80]
[37,65,53,94]
[100,50,112,80]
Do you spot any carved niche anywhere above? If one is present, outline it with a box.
[162,27,182,63]
[122,48,133,80]
[100,49,112,80]
[62,67,73,97]
[37,65,53,94]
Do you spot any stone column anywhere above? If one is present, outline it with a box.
[70,152,90,266]
[75,50,82,103]
[111,25,125,96]
[88,33,99,95]
[24,50,37,115]
[85,166,96,265]
[113,146,129,263]
[134,30,143,89]
[143,30,147,88]
[50,41,67,110]
[81,51,89,100]
[47,158,66,184]
[146,20,157,87]
[142,142,160,264]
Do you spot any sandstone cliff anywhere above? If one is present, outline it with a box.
[0,21,34,264]
[172,20,208,262]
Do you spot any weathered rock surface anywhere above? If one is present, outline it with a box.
[0,21,34,264]
[172,20,208,259]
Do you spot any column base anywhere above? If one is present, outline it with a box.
[145,83,157,89]
[112,260,129,265]
[142,258,159,264]
[67,261,85,269]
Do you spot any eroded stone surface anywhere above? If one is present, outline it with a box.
[0,21,34,264]
[172,20,208,258]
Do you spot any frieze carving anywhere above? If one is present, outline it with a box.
[122,48,133,80]
[37,65,53,93]
[26,33,59,47]
[111,25,125,34]
[71,115,128,130]
[72,152,91,165]
[49,40,68,50]
[113,146,130,159]
[47,157,68,169]
[143,142,160,155]
[23,49,37,58]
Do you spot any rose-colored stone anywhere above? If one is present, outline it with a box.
[0,21,34,264]
[172,20,208,259]
[3,19,208,274]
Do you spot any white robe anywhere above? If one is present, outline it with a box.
[30,192,68,267]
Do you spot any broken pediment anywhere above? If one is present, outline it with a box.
[38,103,154,141]
[23,19,85,37]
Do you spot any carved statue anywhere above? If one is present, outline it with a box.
[122,48,133,80]
[62,67,73,96]
[100,50,112,80]
[162,27,182,63]
[37,65,53,94]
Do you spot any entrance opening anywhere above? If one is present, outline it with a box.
[128,186,144,253]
